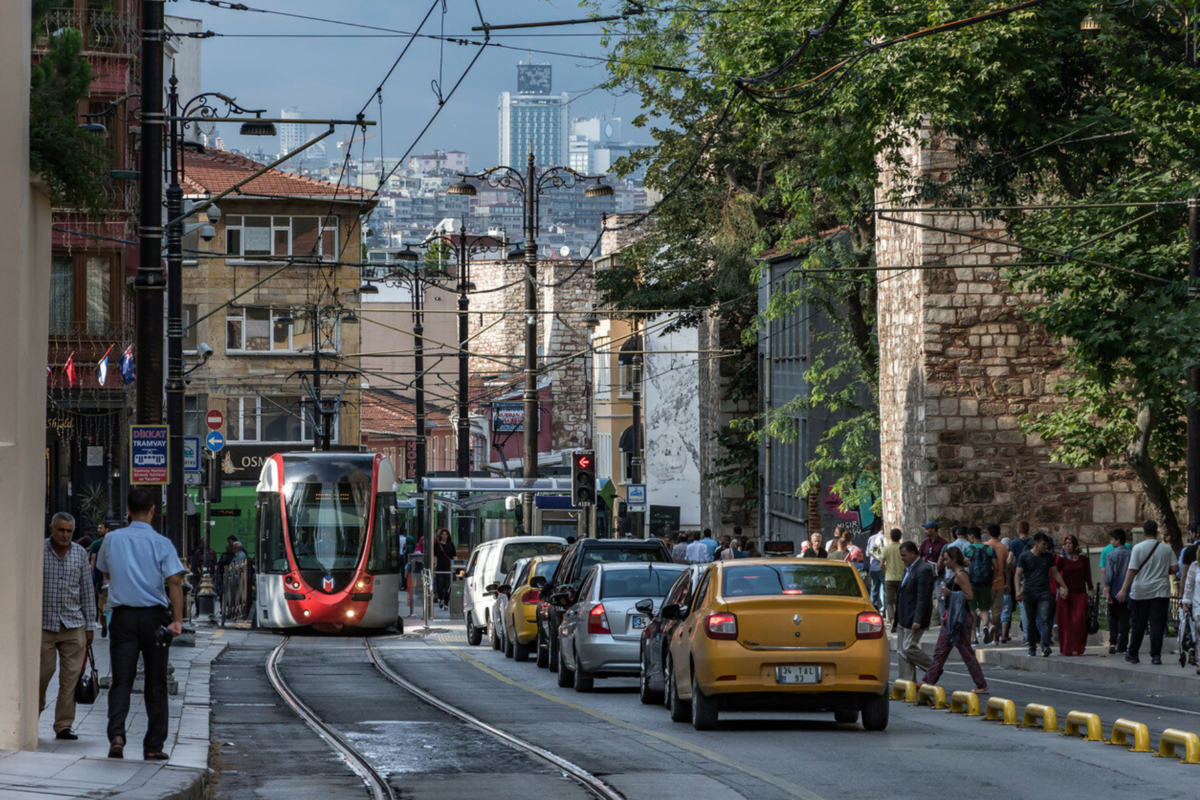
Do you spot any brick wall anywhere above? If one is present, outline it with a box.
[876,130,1144,544]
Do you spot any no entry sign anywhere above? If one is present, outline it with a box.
[206,408,224,431]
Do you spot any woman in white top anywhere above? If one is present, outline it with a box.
[1181,564,1200,674]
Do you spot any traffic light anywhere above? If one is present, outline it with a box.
[571,451,596,506]
[205,451,222,503]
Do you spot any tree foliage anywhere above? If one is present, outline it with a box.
[590,0,1200,542]
[30,3,110,209]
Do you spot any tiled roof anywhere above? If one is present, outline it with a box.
[360,389,453,436]
[182,148,375,202]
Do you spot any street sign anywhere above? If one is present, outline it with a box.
[627,483,647,507]
[183,436,201,472]
[184,472,202,487]
[130,425,169,485]
[205,430,226,452]
[205,408,224,431]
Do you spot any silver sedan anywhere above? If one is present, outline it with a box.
[555,563,686,693]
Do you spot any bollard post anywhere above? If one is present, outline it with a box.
[891,679,918,703]
[950,691,982,716]
[1063,711,1104,742]
[917,683,948,709]
[1021,703,1059,732]
[1109,719,1152,753]
[984,697,1019,726]
[1158,729,1200,763]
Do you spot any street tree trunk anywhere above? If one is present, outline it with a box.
[1126,404,1183,551]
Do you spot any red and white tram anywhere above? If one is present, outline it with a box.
[254,451,401,631]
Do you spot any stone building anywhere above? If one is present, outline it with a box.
[180,148,374,505]
[876,129,1143,544]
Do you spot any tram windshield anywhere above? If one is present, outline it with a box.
[284,482,371,571]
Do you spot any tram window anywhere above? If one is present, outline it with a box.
[258,493,288,574]
[368,493,402,574]
[283,481,371,572]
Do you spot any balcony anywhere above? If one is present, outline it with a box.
[34,8,138,56]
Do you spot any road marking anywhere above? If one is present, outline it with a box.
[446,645,829,800]
[212,629,225,638]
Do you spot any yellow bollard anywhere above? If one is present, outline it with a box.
[1157,729,1200,764]
[891,679,918,703]
[1021,703,1059,732]
[984,697,1018,726]
[949,691,981,717]
[1109,719,1152,753]
[1063,711,1104,742]
[917,683,948,709]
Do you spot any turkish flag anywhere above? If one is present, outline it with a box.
[65,352,77,388]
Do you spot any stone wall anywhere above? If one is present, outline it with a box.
[876,130,1144,544]
[469,258,596,451]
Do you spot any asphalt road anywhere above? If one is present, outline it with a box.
[211,628,1200,800]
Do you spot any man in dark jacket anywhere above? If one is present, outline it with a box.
[895,541,934,682]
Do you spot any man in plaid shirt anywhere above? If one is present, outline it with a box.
[41,512,97,740]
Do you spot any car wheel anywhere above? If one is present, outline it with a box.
[466,613,482,647]
[690,670,718,731]
[504,631,514,659]
[548,629,560,673]
[489,617,501,650]
[834,709,859,725]
[573,648,594,693]
[535,630,550,668]
[639,648,664,705]
[556,642,574,688]
[667,655,690,723]
[513,637,531,662]
[861,693,889,731]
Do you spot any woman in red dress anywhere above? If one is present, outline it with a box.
[1055,535,1093,656]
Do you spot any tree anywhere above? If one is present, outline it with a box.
[30,1,110,209]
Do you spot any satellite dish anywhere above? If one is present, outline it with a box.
[559,245,570,257]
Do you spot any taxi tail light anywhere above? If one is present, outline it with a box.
[705,612,738,640]
[587,604,611,635]
[521,589,541,605]
[856,611,884,639]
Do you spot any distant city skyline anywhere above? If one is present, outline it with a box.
[181,0,647,175]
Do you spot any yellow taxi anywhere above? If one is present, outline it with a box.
[500,555,561,662]
[662,557,889,730]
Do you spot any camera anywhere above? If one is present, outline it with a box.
[196,342,214,360]
[154,625,175,647]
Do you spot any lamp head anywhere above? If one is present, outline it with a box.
[447,179,477,197]
[239,117,277,137]
[396,246,420,263]
[584,181,614,198]
[357,283,379,295]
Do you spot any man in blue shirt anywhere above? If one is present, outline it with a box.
[700,528,719,560]
[96,488,186,761]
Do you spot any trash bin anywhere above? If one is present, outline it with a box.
[449,573,466,619]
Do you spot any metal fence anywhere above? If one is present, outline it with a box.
[220,558,253,627]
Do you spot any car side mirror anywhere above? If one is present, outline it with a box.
[485,582,499,594]
[497,585,512,596]
[530,576,546,589]
[660,603,682,620]
[550,591,573,607]
[635,598,654,615]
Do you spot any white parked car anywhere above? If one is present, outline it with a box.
[463,536,565,645]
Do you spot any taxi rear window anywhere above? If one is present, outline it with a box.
[581,547,667,566]
[722,564,863,598]
[600,566,686,598]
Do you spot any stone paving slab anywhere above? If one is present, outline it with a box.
[0,624,238,799]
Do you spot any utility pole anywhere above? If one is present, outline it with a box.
[456,222,471,485]
[522,150,539,537]
[414,275,427,538]
[630,316,643,540]
[164,75,185,552]
[1188,197,1199,529]
[310,304,330,450]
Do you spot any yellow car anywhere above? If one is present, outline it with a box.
[663,558,889,731]
[499,555,561,662]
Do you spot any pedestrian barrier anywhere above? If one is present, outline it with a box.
[949,691,981,716]
[1157,729,1200,764]
[1021,703,1059,732]
[891,679,917,703]
[983,697,1018,726]
[1063,711,1104,742]
[917,683,948,709]
[1108,719,1152,753]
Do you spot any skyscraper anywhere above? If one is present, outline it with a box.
[498,62,569,167]
[278,107,305,156]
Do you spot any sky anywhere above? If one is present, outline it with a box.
[176,0,647,170]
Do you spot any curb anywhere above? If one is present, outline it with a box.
[110,765,208,800]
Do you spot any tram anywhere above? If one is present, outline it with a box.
[254,451,402,632]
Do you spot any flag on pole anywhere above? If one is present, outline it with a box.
[97,344,114,387]
[120,345,135,385]
[65,353,77,388]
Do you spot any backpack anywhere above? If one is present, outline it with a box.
[967,544,994,585]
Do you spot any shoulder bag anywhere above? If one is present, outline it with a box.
[75,644,100,705]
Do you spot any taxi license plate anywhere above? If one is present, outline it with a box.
[775,665,821,685]
[631,615,646,629]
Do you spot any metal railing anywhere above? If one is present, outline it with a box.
[220,558,253,627]
[35,9,139,54]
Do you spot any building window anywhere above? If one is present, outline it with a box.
[226,394,327,443]
[224,307,337,354]
[183,304,198,353]
[184,395,208,438]
[225,215,339,261]
[49,252,119,337]
[597,432,611,481]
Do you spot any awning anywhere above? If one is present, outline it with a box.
[619,425,642,452]
[618,335,643,366]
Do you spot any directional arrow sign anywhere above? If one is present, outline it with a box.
[205,430,225,452]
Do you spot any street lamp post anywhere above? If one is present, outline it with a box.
[448,152,612,535]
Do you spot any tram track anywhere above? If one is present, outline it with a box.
[265,637,396,800]
[266,634,623,800]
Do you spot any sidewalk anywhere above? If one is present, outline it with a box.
[902,626,1200,693]
[0,625,233,799]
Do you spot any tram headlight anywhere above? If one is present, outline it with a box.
[302,609,311,618]
[355,580,366,590]
[346,610,356,618]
